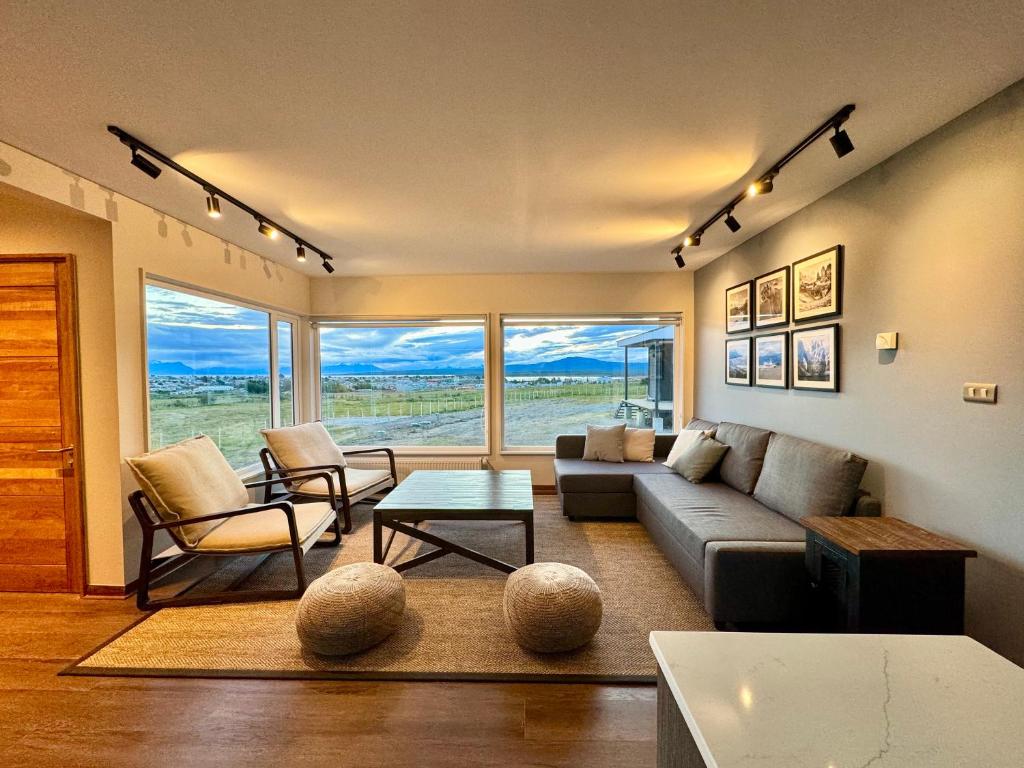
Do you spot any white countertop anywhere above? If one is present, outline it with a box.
[650,631,1024,768]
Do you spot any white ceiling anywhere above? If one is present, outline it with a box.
[1,1,1021,275]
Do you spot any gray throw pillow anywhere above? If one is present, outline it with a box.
[671,433,730,483]
[582,423,626,462]
[753,432,868,521]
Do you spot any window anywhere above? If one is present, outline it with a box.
[501,315,680,449]
[317,318,487,449]
[144,282,298,469]
[276,320,295,427]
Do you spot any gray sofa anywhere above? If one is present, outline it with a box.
[554,419,880,626]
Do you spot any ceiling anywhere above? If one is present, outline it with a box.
[1,2,1021,276]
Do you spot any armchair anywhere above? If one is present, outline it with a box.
[259,421,397,533]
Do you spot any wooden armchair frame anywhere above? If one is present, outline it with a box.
[129,471,341,610]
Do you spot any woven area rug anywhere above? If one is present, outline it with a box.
[65,496,713,683]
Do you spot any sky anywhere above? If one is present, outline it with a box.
[147,285,664,373]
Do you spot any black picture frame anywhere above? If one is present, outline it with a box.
[725,280,753,334]
[792,245,843,323]
[754,332,789,389]
[725,337,752,386]
[753,265,790,328]
[791,323,840,392]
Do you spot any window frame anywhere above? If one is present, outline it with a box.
[272,318,297,427]
[140,274,303,474]
[498,313,683,455]
[312,315,491,455]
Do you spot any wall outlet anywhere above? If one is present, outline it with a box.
[963,383,997,404]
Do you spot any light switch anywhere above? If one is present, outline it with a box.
[875,332,898,350]
[963,383,997,404]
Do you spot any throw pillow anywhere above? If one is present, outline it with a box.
[671,434,730,484]
[623,427,656,462]
[582,423,626,462]
[663,428,711,468]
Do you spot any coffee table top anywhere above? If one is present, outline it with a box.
[651,631,1024,768]
[375,470,534,513]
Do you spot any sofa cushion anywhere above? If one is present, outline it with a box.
[715,422,772,494]
[555,458,674,494]
[633,474,805,567]
[684,418,719,434]
[753,433,868,521]
[582,423,626,462]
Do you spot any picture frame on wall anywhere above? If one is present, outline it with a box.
[725,337,752,386]
[725,280,752,333]
[754,332,789,389]
[754,266,789,328]
[791,323,840,392]
[792,245,843,322]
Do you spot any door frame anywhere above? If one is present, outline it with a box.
[0,253,86,593]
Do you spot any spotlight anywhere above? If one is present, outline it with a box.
[130,149,162,179]
[747,177,773,197]
[296,244,307,263]
[206,194,222,218]
[830,126,855,158]
[724,211,741,233]
[322,258,335,274]
[258,220,279,239]
[683,233,701,247]
[673,248,686,269]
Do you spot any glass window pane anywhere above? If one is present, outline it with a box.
[502,322,676,447]
[319,324,486,447]
[277,321,295,427]
[145,284,271,468]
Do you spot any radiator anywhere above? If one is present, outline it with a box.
[344,455,492,483]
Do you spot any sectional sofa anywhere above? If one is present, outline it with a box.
[554,419,880,626]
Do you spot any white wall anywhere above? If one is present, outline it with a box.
[692,81,1024,664]
[0,141,312,587]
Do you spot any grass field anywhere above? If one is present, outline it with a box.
[149,375,664,467]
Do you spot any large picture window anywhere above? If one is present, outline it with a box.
[501,315,680,449]
[144,282,298,469]
[318,318,487,448]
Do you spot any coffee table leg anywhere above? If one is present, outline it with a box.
[525,513,535,564]
[373,509,383,564]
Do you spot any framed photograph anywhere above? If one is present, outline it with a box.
[792,245,843,322]
[754,332,789,389]
[725,281,752,333]
[754,266,789,328]
[791,324,840,392]
[725,337,752,386]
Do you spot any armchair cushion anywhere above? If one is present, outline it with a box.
[295,467,394,498]
[193,501,336,553]
[125,435,248,547]
[261,422,347,470]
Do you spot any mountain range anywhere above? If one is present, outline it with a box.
[151,355,647,377]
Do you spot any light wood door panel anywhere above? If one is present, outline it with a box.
[0,255,82,593]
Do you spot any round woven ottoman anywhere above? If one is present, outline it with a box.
[503,562,602,653]
[296,562,405,656]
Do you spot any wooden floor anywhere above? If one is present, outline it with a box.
[0,592,656,767]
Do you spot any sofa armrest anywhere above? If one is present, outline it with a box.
[554,435,587,459]
[849,490,882,517]
[704,540,808,625]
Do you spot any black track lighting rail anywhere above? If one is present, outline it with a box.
[672,104,856,267]
[108,125,335,271]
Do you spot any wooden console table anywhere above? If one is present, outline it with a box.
[802,516,976,634]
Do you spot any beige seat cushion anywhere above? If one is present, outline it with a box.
[125,435,248,547]
[261,422,347,470]
[194,501,336,553]
[295,467,394,498]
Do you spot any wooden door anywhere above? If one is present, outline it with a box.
[0,254,84,592]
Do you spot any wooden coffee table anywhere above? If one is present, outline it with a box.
[372,470,534,574]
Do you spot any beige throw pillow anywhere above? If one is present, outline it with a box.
[663,428,711,468]
[671,433,730,484]
[261,421,347,469]
[582,424,626,462]
[623,427,656,462]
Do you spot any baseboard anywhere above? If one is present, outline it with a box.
[84,580,137,599]
[532,485,557,495]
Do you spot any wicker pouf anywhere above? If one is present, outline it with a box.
[503,562,602,653]
[296,562,405,656]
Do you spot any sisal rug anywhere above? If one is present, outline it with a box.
[64,496,713,683]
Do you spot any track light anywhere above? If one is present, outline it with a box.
[682,233,701,247]
[296,244,307,263]
[321,258,335,274]
[747,177,774,197]
[830,125,855,158]
[258,220,279,240]
[206,194,222,218]
[130,149,162,179]
[672,246,685,269]
[724,211,741,233]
